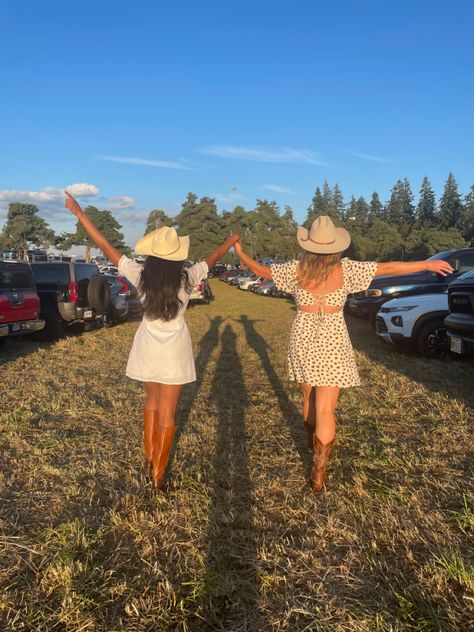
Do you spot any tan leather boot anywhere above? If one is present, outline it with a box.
[141,409,157,479]
[152,425,176,489]
[308,437,335,492]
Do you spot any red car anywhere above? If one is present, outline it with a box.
[0,260,45,341]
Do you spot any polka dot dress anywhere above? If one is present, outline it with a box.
[270,258,378,387]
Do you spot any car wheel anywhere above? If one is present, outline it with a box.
[417,321,448,359]
[87,276,110,314]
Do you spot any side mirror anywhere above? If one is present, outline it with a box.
[449,259,460,273]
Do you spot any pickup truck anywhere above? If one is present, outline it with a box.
[0,260,44,341]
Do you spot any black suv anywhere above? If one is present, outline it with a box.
[347,247,474,325]
[445,270,474,356]
[30,261,110,340]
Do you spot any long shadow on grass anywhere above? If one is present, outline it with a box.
[168,315,223,471]
[200,324,263,630]
[237,314,309,469]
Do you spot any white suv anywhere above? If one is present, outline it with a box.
[375,292,449,358]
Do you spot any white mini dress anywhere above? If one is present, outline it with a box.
[118,255,209,385]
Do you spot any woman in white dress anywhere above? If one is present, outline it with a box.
[65,192,239,489]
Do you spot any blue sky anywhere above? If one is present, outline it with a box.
[1,0,473,248]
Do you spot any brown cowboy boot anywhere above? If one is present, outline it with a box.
[151,425,176,489]
[141,409,157,479]
[308,436,335,492]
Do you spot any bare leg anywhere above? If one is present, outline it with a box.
[308,386,340,492]
[149,383,182,489]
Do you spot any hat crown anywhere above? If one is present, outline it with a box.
[151,226,180,255]
[308,215,337,245]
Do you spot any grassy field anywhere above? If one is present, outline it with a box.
[1,280,473,632]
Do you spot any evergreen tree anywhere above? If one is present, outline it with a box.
[416,176,437,226]
[280,205,299,259]
[304,187,324,228]
[174,193,223,261]
[366,219,404,261]
[332,183,345,220]
[405,227,466,258]
[61,206,128,261]
[144,209,173,234]
[252,199,284,258]
[439,172,463,229]
[0,203,55,260]
[386,178,415,234]
[369,191,384,222]
[321,181,334,216]
[459,184,474,245]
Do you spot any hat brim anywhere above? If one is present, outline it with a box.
[135,233,190,260]
[296,226,351,254]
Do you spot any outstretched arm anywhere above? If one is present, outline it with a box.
[375,259,454,277]
[234,241,272,280]
[204,234,241,269]
[65,192,123,266]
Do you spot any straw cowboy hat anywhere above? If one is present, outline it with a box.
[297,215,350,254]
[134,226,190,260]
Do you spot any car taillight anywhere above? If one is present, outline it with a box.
[117,276,131,296]
[195,283,202,291]
[69,281,78,302]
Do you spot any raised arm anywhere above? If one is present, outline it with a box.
[234,241,272,280]
[65,192,123,266]
[204,233,241,269]
[375,259,454,277]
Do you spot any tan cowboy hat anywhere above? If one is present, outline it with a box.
[296,215,350,254]
[134,226,190,260]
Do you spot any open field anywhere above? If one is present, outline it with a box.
[1,280,473,632]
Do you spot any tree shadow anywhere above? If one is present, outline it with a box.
[237,314,310,469]
[199,324,264,630]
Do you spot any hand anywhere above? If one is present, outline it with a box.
[229,233,240,245]
[427,259,454,276]
[65,191,83,217]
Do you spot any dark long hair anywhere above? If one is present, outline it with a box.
[138,256,192,321]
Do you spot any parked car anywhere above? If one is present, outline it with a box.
[189,278,213,304]
[219,268,241,281]
[252,281,276,296]
[101,274,143,324]
[229,271,253,287]
[208,264,227,278]
[238,275,266,290]
[375,292,449,358]
[30,261,110,340]
[347,248,474,325]
[0,260,45,341]
[99,265,119,275]
[445,269,474,356]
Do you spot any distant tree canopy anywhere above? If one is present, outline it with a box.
[58,206,130,261]
[1,173,473,263]
[0,203,55,259]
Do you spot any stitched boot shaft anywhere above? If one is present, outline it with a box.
[309,437,335,492]
[142,409,157,479]
[152,425,176,489]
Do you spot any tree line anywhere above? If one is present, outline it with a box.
[1,173,473,262]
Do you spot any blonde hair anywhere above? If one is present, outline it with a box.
[297,251,342,288]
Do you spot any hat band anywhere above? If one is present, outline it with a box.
[303,235,337,246]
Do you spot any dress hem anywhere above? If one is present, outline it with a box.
[126,372,196,385]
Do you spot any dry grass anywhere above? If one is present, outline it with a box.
[1,281,473,631]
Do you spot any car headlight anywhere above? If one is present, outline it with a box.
[381,305,417,313]
[366,288,382,297]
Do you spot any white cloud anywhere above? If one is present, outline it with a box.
[66,183,99,197]
[346,150,392,163]
[98,155,195,170]
[261,184,294,194]
[107,196,135,210]
[200,145,326,165]
[0,183,100,211]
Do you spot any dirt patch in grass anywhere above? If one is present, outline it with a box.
[1,281,473,631]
